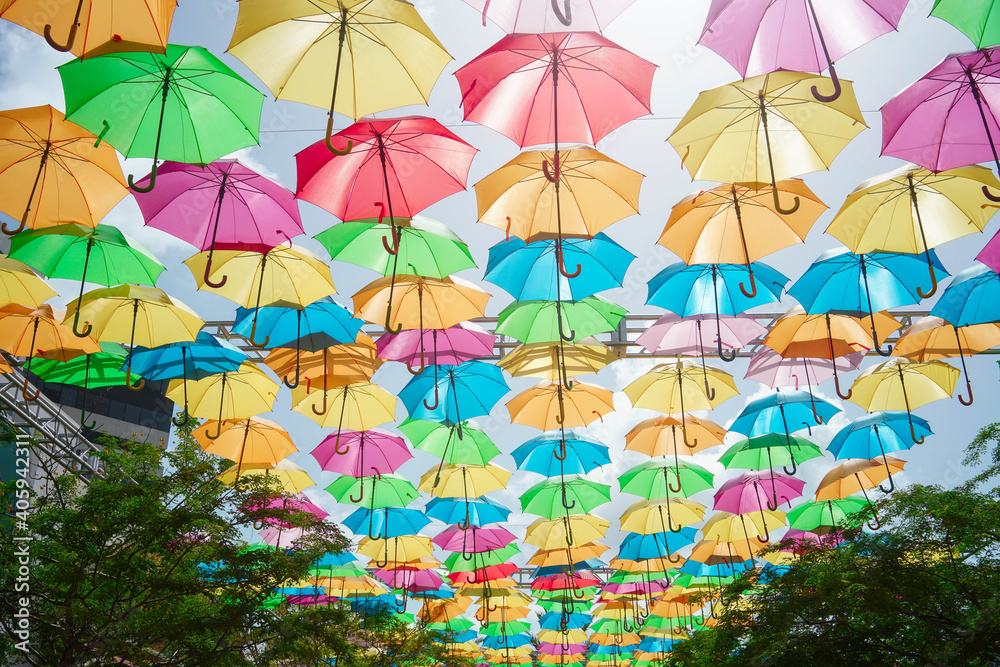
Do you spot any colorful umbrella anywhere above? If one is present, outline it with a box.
[719,433,823,482]
[291,380,397,431]
[729,389,840,443]
[506,380,614,430]
[398,360,510,425]
[218,459,314,493]
[326,473,419,508]
[263,337,381,391]
[418,463,512,498]
[498,338,617,383]
[424,496,511,527]
[496,296,627,346]
[521,477,612,519]
[165,362,278,437]
[353,274,490,335]
[619,458,715,499]
[399,419,501,466]
[0,256,56,308]
[31,342,132,427]
[511,432,610,477]
[193,416,296,470]
[376,322,495,375]
[343,507,431,540]
[714,471,806,525]
[311,429,411,477]
[460,0,637,32]
[816,457,905,528]
[931,0,1000,48]
[58,44,264,190]
[625,414,727,458]
[786,497,868,534]
[232,296,363,352]
[828,411,932,493]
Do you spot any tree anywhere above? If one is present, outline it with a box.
[0,422,453,667]
[664,483,1000,667]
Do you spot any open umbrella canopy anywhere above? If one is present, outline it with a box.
[0,256,56,309]
[67,284,203,348]
[291,380,397,431]
[31,341,131,388]
[398,360,510,423]
[787,497,869,533]
[217,458,315,493]
[506,380,615,430]
[193,416,296,466]
[730,389,840,437]
[636,312,767,358]
[233,296,363,350]
[848,358,960,423]
[511,432,610,477]
[0,304,99,362]
[399,418,500,466]
[496,296,627,344]
[263,337,382,388]
[343,507,431,540]
[623,360,739,413]
[646,262,788,324]
[499,338,617,381]
[418,463,512,498]
[719,434,824,471]
[326,473,420,509]
[931,0,1000,48]
[376,322,495,371]
[520,476,612,519]
[618,459,715,499]
[424,496,511,527]
[127,331,245,381]
[827,411,933,460]
[619,498,706,535]
[816,458,906,501]
[931,263,1000,326]
[625,414,727,457]
[714,471,806,515]
[166,361,277,424]
[311,428,412,477]
[353,274,490,333]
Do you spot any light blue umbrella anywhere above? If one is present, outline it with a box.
[511,432,610,476]
[930,263,1000,326]
[484,233,635,301]
[539,611,591,630]
[647,261,787,360]
[788,249,949,354]
[424,496,511,527]
[618,529,697,563]
[398,360,509,427]
[482,634,532,650]
[827,411,932,493]
[342,506,431,540]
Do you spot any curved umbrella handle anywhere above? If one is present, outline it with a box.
[311,391,329,416]
[873,339,892,356]
[558,319,576,342]
[551,0,572,25]
[739,269,757,298]
[406,335,425,375]
[666,549,681,564]
[916,260,938,299]
[381,224,401,256]
[572,587,588,600]
[542,155,560,183]
[704,380,716,401]
[325,117,354,155]
[461,549,475,562]
[282,366,299,389]
[72,309,93,338]
[22,375,40,402]
[125,364,145,392]
[486,600,499,613]
[422,385,440,411]
[716,328,737,362]
[783,458,798,476]
[368,527,383,540]
[349,482,365,504]
[384,308,402,335]
[866,504,882,531]
[667,471,683,495]
[771,186,800,215]
[202,252,228,289]
[553,440,568,461]
[204,420,225,440]
[374,550,389,569]
[128,162,158,193]
[834,372,853,400]
[249,320,270,348]
[43,20,79,52]
[171,410,189,428]
[564,520,574,546]
[556,242,581,278]
[682,422,699,450]
[334,434,350,456]
[665,509,684,534]
[561,486,576,511]
[958,379,974,406]
[809,397,824,425]
[909,419,925,445]
[810,67,842,103]
[878,471,896,495]
[395,596,407,613]
[555,396,567,425]
[983,185,1000,203]
[2,209,29,236]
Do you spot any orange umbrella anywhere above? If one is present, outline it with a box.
[263,335,382,387]
[816,457,906,530]
[193,416,297,467]
[506,379,614,430]
[353,274,490,334]
[625,414,726,458]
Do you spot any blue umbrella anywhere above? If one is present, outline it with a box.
[424,496,511,527]
[827,411,932,493]
[931,263,1000,327]
[539,611,591,630]
[313,551,358,567]
[483,634,532,650]
[679,559,752,578]
[533,558,606,578]
[618,529,697,562]
[590,644,630,655]
[638,638,677,654]
[398,360,509,428]
[342,506,431,540]
[484,233,635,301]
[511,432,610,476]
[789,249,949,355]
[448,630,478,643]
[647,262,787,360]
[127,331,246,426]
[729,389,840,474]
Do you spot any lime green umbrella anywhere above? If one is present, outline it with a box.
[9,223,164,337]
[718,434,823,470]
[443,544,519,571]
[398,418,500,465]
[31,342,134,429]
[787,497,869,533]
[618,458,715,499]
[428,618,475,633]
[479,619,530,636]
[57,44,264,192]
[931,0,1000,49]
[533,587,598,601]
[496,295,627,344]
[325,473,419,508]
[520,476,612,519]
[315,216,476,279]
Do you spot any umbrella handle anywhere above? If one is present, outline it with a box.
[783,458,798,476]
[249,320,270,348]
[810,67,842,103]
[368,526,383,540]
[983,185,1000,202]
[665,512,683,534]
[572,587,587,599]
[333,434,350,456]
[833,373,853,400]
[79,404,97,431]
[542,155,560,183]
[716,330,737,362]
[422,385,440,411]
[72,308,93,338]
[395,596,406,613]
[461,549,475,561]
[125,363,145,392]
[558,318,576,343]
[739,267,757,299]
[553,440,568,461]
[909,420,925,445]
[555,397,567,425]
[381,224,401,256]
[2,209,29,236]
[457,514,471,531]
[561,486,576,511]
[43,0,83,51]
[873,339,892,356]
[667,471,682,494]
[486,601,499,613]
[384,308,402,335]
[666,549,681,564]
[22,374,40,402]
[349,483,365,504]
[467,566,479,583]
[374,551,389,569]
[128,162,158,193]
[325,117,354,155]
[958,379,974,406]
[879,471,896,495]
[771,186,800,215]
[556,241,581,278]
[204,421,224,440]
[311,391,329,416]
[866,503,882,531]
[550,0,572,25]
[203,252,228,289]
[916,261,938,299]
[682,424,699,450]
[809,400,824,425]
[171,410,189,428]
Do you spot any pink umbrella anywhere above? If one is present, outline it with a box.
[243,493,329,529]
[260,525,305,549]
[461,0,637,32]
[781,528,844,552]
[530,572,600,591]
[539,643,588,655]
[432,525,517,553]
[977,232,1000,274]
[882,47,1000,204]
[601,581,667,595]
[446,563,518,584]
[311,429,412,477]
[714,471,806,532]
[745,348,865,389]
[374,568,444,592]
[133,159,303,288]
[699,0,908,101]
[296,116,478,254]
[636,311,766,360]
[376,322,497,374]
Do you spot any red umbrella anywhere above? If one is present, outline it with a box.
[447,564,518,584]
[311,429,412,477]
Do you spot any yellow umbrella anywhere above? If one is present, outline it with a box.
[625,414,727,458]
[688,538,768,565]
[353,274,489,334]
[524,515,610,550]
[620,497,706,536]
[537,629,589,645]
[217,458,314,493]
[166,362,278,437]
[668,71,866,214]
[506,379,614,430]
[0,256,57,307]
[497,337,617,380]
[290,380,397,430]
[474,603,530,624]
[0,0,175,57]
[660,180,825,296]
[526,542,609,568]
[0,105,128,234]
[893,315,1000,406]
[193,416,297,467]
[827,164,1000,298]
[417,463,511,498]
[848,357,959,443]
[357,535,434,566]
[227,0,451,148]
[475,147,643,241]
[702,510,786,551]
[419,596,472,623]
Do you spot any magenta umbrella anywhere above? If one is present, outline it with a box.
[374,568,444,592]
[602,581,667,596]
[977,229,1000,273]
[460,0,637,32]
[311,429,412,477]
[699,0,908,101]
[259,525,305,549]
[539,643,588,656]
[376,322,496,375]
[636,311,766,361]
[714,471,806,525]
[432,525,517,553]
[882,47,1000,203]
[132,159,303,288]
[244,493,329,529]
[745,348,866,389]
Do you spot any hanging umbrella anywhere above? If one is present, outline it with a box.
[746,348,866,399]
[57,44,264,191]
[930,0,1000,48]
[312,429,411,477]
[228,0,451,148]
[788,248,948,355]
[424,496,511,527]
[619,498,705,541]
[31,342,133,427]
[847,358,959,444]
[0,256,56,308]
[353,274,490,335]
[618,459,715,500]
[730,389,840,442]
[343,507,431,540]
[326,473,419,508]
[358,535,435,567]
[10,223,165,337]
[786,497,869,534]
[316,216,476,280]
[232,296,363,355]
[625,414,727,459]
[499,338,616,383]
[263,336,381,391]
[660,181,825,297]
[0,0,175,56]
[636,312,766,361]
[816,458,906,528]
[827,411,932,494]
[827,164,999,298]
[511,432,610,477]
[702,510,786,556]
[668,71,866,213]
[0,105,127,235]
[435,525,517,553]
[714,471,806,532]
[377,322,495,374]
[496,296,627,345]
[719,434,823,492]
[506,380,614,430]
[699,0,908,99]
[646,262,788,360]
[165,361,278,438]
[132,159,304,288]
[520,477,612,519]
[192,416,296,470]
[977,228,1000,274]
[217,458,314,493]
[460,0,636,31]
[475,147,643,241]
[417,463,512,498]
[291,380,397,431]
[399,418,501,466]
[398,360,510,425]
[931,263,1000,326]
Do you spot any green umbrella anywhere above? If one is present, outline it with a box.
[533,587,598,600]
[787,497,869,533]
[9,223,164,338]
[496,295,627,344]
[315,216,476,279]
[57,44,264,192]
[618,458,715,499]
[443,543,519,572]
[398,418,500,465]
[520,476,612,519]
[479,619,530,636]
[31,342,134,429]
[428,618,475,633]
[931,0,1000,49]
[325,473,419,508]
[718,434,823,470]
